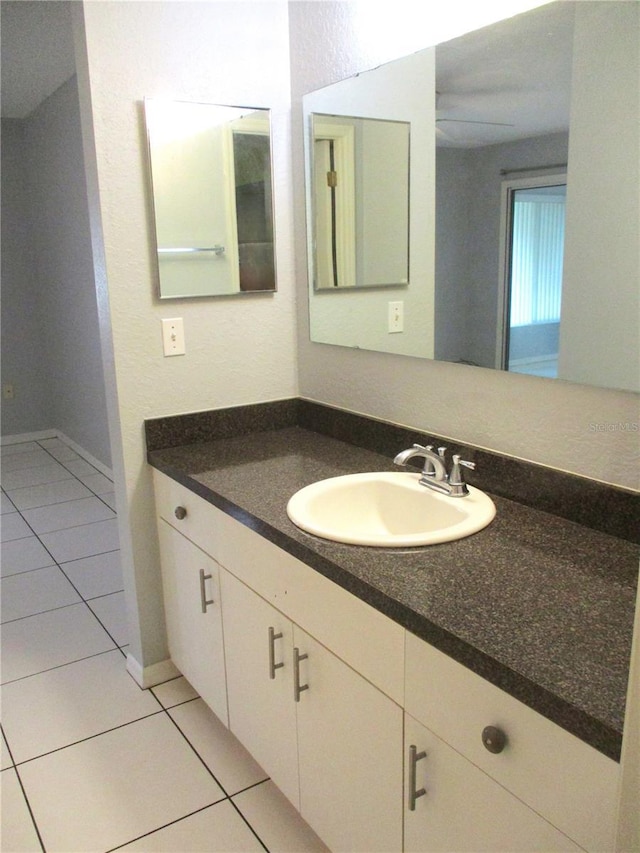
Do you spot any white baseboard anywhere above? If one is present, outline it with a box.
[1,429,57,445]
[1,428,113,480]
[126,654,180,689]
[56,431,113,480]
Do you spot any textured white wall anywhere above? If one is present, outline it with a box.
[0,120,52,436]
[290,0,639,491]
[74,1,296,672]
[560,1,639,393]
[23,78,112,466]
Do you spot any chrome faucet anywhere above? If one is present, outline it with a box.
[393,443,475,497]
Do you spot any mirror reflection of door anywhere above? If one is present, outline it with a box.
[312,122,356,288]
[500,176,567,378]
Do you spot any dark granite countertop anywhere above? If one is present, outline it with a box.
[148,426,639,761]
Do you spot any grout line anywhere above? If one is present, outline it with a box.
[104,800,235,853]
[163,704,231,797]
[1,647,123,688]
[160,711,271,852]
[9,709,168,769]
[1,724,47,853]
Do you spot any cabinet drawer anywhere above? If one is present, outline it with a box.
[405,631,619,852]
[153,469,223,561]
[405,713,581,852]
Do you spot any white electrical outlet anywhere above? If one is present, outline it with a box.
[388,301,404,333]
[161,318,186,356]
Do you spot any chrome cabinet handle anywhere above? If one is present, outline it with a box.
[293,647,309,702]
[199,568,214,613]
[268,627,284,679]
[408,745,427,811]
[174,506,187,520]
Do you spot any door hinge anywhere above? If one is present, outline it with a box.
[326,170,338,188]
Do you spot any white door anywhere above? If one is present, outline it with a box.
[220,571,299,807]
[157,521,228,724]
[295,626,403,853]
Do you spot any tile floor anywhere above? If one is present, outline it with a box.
[1,437,329,852]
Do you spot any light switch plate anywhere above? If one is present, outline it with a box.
[161,318,186,356]
[388,301,404,333]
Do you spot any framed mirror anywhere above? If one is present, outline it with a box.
[144,99,276,298]
[303,1,639,393]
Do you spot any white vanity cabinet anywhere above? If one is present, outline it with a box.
[151,469,620,853]
[405,632,620,853]
[221,569,404,853]
[156,519,228,725]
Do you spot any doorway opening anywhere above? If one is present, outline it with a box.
[499,175,567,378]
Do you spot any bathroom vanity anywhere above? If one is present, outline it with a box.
[147,400,638,853]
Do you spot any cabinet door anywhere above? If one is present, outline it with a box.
[404,714,581,852]
[158,520,228,725]
[220,570,299,808]
[295,626,403,853]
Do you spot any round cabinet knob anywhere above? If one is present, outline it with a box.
[174,506,187,520]
[482,725,507,754]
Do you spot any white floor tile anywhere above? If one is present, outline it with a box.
[18,713,226,853]
[5,479,93,511]
[60,458,97,477]
[120,800,265,852]
[151,676,199,709]
[88,591,128,646]
[1,491,17,514]
[1,566,81,623]
[76,471,114,494]
[60,550,123,598]
[2,730,13,769]
[39,518,120,562]
[1,442,41,456]
[1,650,159,763]
[1,449,54,473]
[1,603,116,683]
[1,768,43,853]
[1,537,55,577]
[22,497,115,535]
[38,442,80,463]
[234,780,330,853]
[170,699,268,795]
[1,513,33,542]
[1,462,74,491]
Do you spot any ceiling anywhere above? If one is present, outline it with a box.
[1,0,572,141]
[1,0,76,119]
[435,1,574,147]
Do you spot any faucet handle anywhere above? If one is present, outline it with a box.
[452,454,475,471]
[449,455,475,495]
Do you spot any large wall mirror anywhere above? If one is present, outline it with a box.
[144,99,277,298]
[303,1,639,392]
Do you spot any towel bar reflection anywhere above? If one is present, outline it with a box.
[158,246,226,256]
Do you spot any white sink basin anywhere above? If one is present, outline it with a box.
[286,471,496,547]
